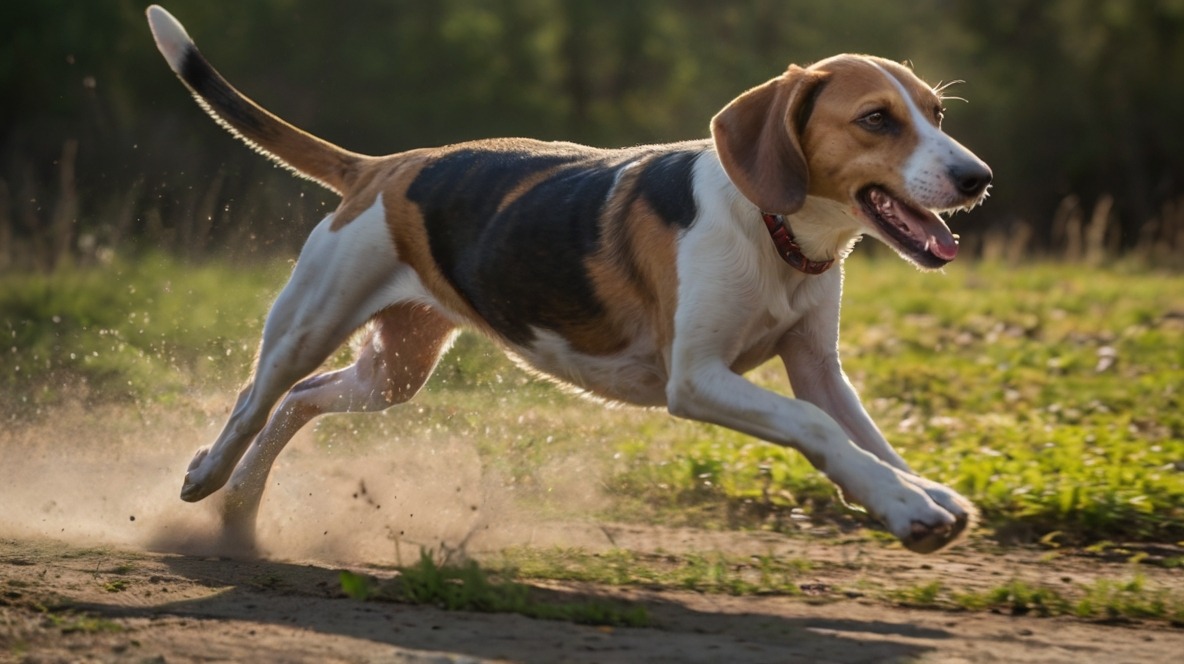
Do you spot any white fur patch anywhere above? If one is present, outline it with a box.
[146,5,194,74]
[516,329,667,406]
[870,62,970,210]
[271,194,449,348]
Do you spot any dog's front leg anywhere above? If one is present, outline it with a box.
[779,292,912,470]
[779,297,975,544]
[667,358,967,552]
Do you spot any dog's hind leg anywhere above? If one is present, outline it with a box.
[217,303,457,550]
[181,198,407,503]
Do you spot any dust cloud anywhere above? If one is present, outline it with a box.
[0,395,613,565]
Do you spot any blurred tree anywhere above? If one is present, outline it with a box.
[0,0,1179,266]
[944,0,1184,249]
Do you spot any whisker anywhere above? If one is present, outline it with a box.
[933,79,967,103]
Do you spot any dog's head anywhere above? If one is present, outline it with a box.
[711,54,991,269]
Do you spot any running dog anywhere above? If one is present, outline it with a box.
[147,5,991,554]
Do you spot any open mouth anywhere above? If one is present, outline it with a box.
[858,185,959,269]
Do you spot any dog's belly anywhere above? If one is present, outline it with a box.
[508,328,669,406]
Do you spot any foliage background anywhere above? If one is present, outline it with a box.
[2,0,1183,269]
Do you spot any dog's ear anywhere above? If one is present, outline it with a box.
[711,66,828,215]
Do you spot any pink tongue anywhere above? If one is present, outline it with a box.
[905,205,959,261]
[870,188,960,261]
[926,227,959,260]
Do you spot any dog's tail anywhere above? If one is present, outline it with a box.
[146,5,362,195]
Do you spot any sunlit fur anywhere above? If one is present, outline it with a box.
[147,4,990,555]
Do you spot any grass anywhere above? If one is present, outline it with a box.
[44,611,124,635]
[605,258,1184,544]
[0,253,287,409]
[496,547,813,596]
[341,542,1184,625]
[1,253,1181,546]
[493,544,1184,624]
[896,576,1184,624]
[340,550,650,627]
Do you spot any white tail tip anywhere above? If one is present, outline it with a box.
[146,5,194,74]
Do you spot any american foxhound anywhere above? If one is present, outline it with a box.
[147,5,991,554]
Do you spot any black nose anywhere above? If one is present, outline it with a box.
[950,163,992,197]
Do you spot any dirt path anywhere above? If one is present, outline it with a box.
[3,534,1181,664]
[1,404,1182,662]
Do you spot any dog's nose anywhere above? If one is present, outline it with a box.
[950,162,992,198]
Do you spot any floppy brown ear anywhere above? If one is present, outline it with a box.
[710,66,828,215]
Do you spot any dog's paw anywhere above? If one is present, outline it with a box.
[180,446,231,502]
[872,470,974,554]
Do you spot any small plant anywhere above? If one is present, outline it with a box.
[1072,575,1184,622]
[45,611,123,635]
[951,576,1183,623]
[499,547,810,597]
[340,550,649,628]
[890,581,946,608]
[957,580,1071,617]
[338,570,375,601]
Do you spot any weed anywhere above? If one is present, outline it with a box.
[45,611,122,635]
[498,547,809,596]
[338,570,375,601]
[890,581,946,608]
[1072,575,1184,622]
[950,575,1184,623]
[344,550,650,627]
[952,580,1065,616]
[494,547,1184,625]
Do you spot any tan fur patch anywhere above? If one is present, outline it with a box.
[581,189,681,360]
[372,302,457,402]
[797,56,925,204]
[495,167,564,215]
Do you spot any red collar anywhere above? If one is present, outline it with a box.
[760,213,834,275]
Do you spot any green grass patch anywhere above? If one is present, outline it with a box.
[496,547,812,596]
[883,575,1184,624]
[100,579,128,593]
[953,576,1184,623]
[0,253,285,409]
[480,545,1184,625]
[341,550,649,627]
[3,254,1181,546]
[607,258,1184,545]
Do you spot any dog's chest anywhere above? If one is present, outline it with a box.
[728,275,829,374]
[507,271,830,406]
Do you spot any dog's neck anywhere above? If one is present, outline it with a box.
[761,213,836,274]
[705,154,862,268]
[785,196,864,264]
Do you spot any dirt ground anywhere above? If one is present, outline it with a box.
[3,533,1183,664]
[2,402,1182,662]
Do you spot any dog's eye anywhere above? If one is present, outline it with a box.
[857,110,892,132]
